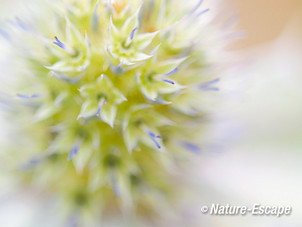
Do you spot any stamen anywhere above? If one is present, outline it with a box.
[161,79,175,85]
[147,130,161,149]
[129,27,138,41]
[148,131,161,138]
[196,8,210,17]
[68,143,80,160]
[53,36,77,55]
[199,78,220,91]
[20,157,42,171]
[114,62,124,74]
[104,48,130,75]
[181,141,201,154]
[96,98,107,117]
[96,105,101,117]
[163,67,178,76]
[16,17,30,31]
[109,171,120,196]
[106,45,118,58]
[0,28,10,40]
[51,71,85,84]
[191,0,203,14]
[17,93,40,99]
[125,27,138,47]
[53,36,65,49]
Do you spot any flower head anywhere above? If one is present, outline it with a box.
[0,0,237,225]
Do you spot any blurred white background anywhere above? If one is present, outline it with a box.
[193,0,302,226]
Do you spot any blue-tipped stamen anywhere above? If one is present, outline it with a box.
[147,130,161,149]
[104,48,130,74]
[148,131,161,138]
[68,143,79,160]
[20,156,45,171]
[96,105,102,117]
[117,62,123,71]
[125,27,138,47]
[25,158,43,169]
[181,141,201,154]
[51,71,85,84]
[129,27,138,41]
[53,36,65,49]
[163,67,178,77]
[161,79,175,85]
[0,28,10,40]
[17,93,40,99]
[199,78,220,91]
[96,99,107,117]
[112,62,124,75]
[53,36,77,55]
[196,8,210,17]
[16,17,30,31]
[191,0,203,14]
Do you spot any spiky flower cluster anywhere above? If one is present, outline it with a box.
[0,0,232,224]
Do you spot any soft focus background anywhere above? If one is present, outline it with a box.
[194,0,302,226]
[0,0,302,226]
